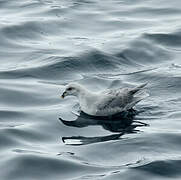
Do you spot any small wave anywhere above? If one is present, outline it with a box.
[145,31,181,47]
[132,159,181,178]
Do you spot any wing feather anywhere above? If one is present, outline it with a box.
[95,84,148,116]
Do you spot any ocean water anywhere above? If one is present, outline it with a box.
[1,0,181,179]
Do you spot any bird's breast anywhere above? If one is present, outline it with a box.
[79,94,98,116]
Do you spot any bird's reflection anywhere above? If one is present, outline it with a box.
[59,109,148,146]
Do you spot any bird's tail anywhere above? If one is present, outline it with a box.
[129,83,148,95]
[124,83,149,110]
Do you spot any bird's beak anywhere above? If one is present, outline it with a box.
[61,91,66,99]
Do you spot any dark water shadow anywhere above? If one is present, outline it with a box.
[59,109,148,146]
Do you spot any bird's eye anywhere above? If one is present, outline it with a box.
[67,87,73,91]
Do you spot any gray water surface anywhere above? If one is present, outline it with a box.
[1,0,181,179]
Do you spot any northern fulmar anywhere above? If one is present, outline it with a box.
[61,82,148,116]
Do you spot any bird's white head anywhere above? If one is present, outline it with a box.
[61,83,84,98]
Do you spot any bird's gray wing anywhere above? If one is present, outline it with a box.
[96,88,133,113]
[96,84,148,115]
